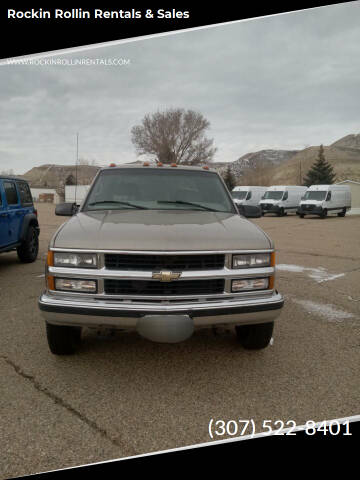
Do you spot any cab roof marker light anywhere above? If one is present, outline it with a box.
[109,163,116,167]
[143,162,150,166]
[170,163,177,167]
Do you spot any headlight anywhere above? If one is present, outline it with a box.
[54,252,98,268]
[232,253,271,269]
[55,278,97,293]
[232,278,269,292]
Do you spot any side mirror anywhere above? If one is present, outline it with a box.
[55,202,78,216]
[237,205,262,218]
[261,195,265,199]
[301,196,305,200]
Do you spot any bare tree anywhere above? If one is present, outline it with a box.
[77,157,98,166]
[131,108,217,165]
[0,168,15,175]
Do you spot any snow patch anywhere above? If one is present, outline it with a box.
[292,298,355,322]
[276,264,345,283]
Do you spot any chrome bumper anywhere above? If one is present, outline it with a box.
[38,291,284,329]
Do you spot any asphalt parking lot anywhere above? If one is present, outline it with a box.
[1,203,359,478]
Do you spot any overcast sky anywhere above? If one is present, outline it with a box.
[1,2,360,174]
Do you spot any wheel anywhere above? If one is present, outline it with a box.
[235,322,274,350]
[320,208,328,219]
[300,214,305,218]
[278,208,285,217]
[46,323,82,355]
[337,208,346,217]
[17,225,39,263]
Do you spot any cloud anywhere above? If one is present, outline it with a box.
[1,2,360,173]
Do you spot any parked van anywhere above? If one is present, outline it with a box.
[231,186,267,206]
[297,184,351,218]
[259,185,307,216]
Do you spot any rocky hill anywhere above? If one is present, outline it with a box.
[331,133,360,150]
[214,133,360,185]
[213,149,298,177]
[22,164,100,200]
[270,134,360,185]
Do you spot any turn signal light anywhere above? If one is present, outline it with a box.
[47,275,55,290]
[271,252,275,267]
[47,250,54,267]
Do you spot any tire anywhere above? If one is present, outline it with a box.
[300,214,305,218]
[46,323,82,355]
[17,225,39,263]
[320,208,328,219]
[278,208,285,217]
[337,208,346,217]
[235,322,274,350]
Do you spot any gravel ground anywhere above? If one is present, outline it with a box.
[1,203,359,478]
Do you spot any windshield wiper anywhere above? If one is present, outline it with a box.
[87,200,148,210]
[157,200,221,212]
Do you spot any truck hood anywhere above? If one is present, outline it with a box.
[52,210,271,251]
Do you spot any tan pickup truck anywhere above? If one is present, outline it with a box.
[38,164,284,354]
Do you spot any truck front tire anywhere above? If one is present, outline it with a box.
[235,322,274,349]
[17,225,39,263]
[46,323,82,355]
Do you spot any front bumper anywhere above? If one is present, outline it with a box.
[38,290,284,329]
[260,204,281,214]
[297,205,323,215]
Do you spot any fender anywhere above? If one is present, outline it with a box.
[19,213,40,243]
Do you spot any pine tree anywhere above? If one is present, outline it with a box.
[222,165,237,191]
[303,145,336,186]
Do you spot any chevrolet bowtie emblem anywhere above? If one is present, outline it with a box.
[152,271,181,282]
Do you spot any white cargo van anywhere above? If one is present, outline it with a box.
[231,186,267,206]
[259,185,307,216]
[297,184,351,218]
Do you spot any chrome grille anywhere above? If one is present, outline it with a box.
[104,253,225,271]
[104,279,225,296]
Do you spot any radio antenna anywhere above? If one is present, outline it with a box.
[75,132,79,205]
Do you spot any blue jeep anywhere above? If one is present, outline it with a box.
[0,176,40,263]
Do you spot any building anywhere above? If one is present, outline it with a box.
[336,180,360,215]
[65,185,91,204]
[30,188,60,204]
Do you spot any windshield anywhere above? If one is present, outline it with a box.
[83,168,236,213]
[231,191,247,200]
[303,191,327,201]
[263,191,284,200]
